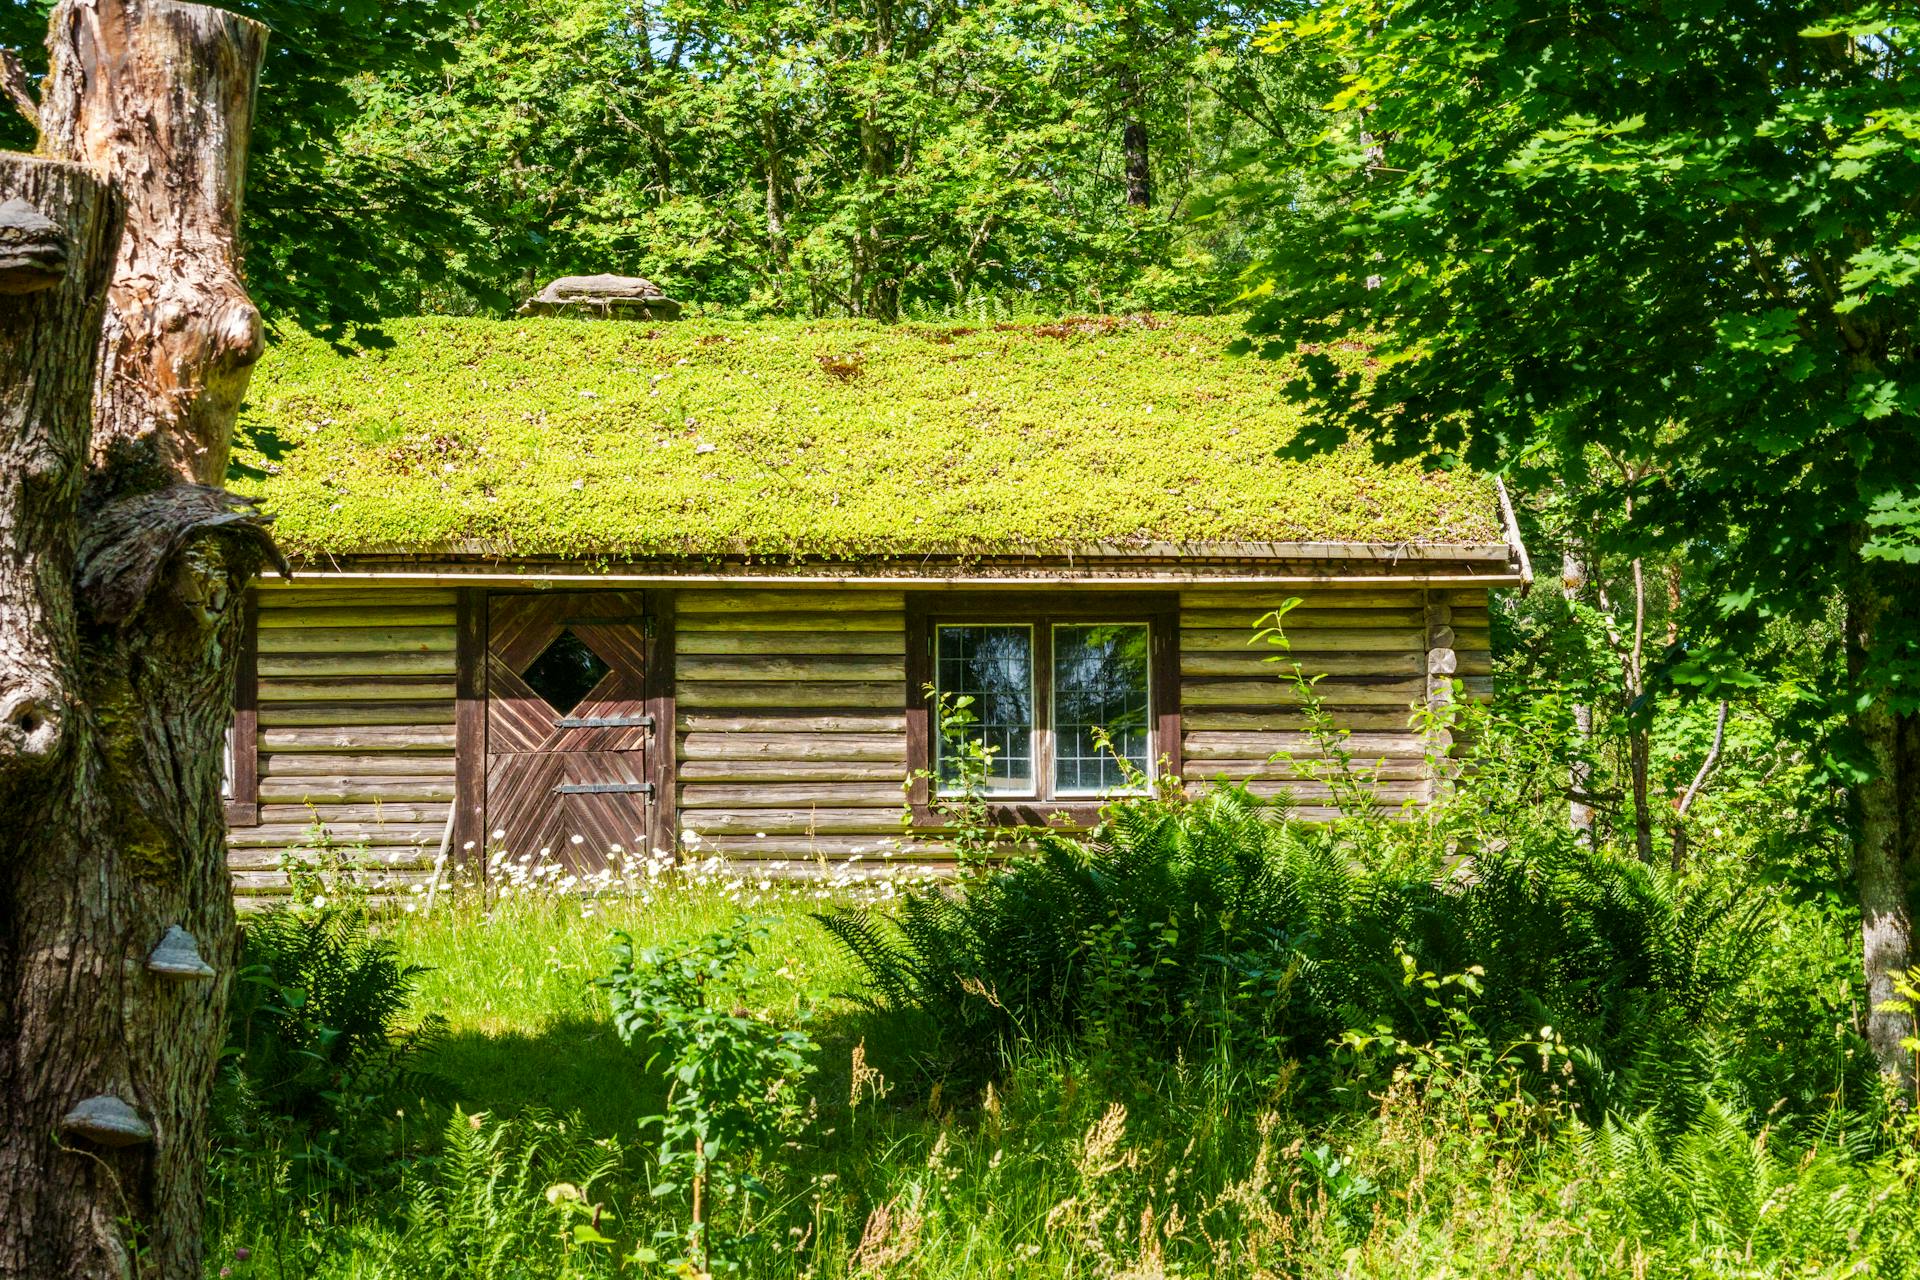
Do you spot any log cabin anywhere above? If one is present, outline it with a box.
[223,314,1529,900]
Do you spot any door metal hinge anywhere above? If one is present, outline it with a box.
[552,782,655,798]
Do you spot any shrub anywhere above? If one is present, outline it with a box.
[602,917,819,1273]
[821,784,1767,1122]
[223,907,446,1185]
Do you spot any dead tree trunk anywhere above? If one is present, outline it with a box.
[0,4,275,1276]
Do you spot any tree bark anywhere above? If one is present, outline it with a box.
[0,4,275,1276]
[1122,116,1151,210]
[1848,562,1918,1096]
[40,0,267,491]
[1561,545,1595,840]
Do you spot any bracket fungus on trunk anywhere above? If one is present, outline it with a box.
[58,1095,153,1148]
[0,196,70,293]
[146,925,214,981]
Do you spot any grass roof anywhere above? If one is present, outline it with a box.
[233,315,1501,560]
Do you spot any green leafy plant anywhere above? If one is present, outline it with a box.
[903,688,1017,872]
[601,918,819,1274]
[224,907,446,1188]
[826,783,1764,1122]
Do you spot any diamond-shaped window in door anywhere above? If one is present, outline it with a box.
[522,630,612,715]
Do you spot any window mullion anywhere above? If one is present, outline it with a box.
[1036,619,1055,802]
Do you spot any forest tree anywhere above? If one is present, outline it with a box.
[0,1,277,1274]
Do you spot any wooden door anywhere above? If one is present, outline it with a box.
[486,592,653,872]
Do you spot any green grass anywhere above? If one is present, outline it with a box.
[204,869,1920,1280]
[232,315,1501,559]
[399,890,861,1135]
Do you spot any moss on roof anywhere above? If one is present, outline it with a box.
[233,315,1500,560]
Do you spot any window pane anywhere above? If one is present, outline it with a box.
[1053,624,1151,794]
[935,625,1034,794]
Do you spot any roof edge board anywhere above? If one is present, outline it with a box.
[259,569,1526,588]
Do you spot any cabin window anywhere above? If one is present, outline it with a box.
[934,624,1036,794]
[1051,623,1152,794]
[915,593,1179,819]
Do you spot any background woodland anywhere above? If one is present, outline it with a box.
[4,0,1323,338]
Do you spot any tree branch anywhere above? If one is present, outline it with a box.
[1676,700,1730,820]
[1,47,36,129]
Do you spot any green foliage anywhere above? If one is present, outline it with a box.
[1239,0,1920,726]
[601,918,819,1271]
[822,784,1766,1127]
[224,908,447,1186]
[233,314,1498,557]
[383,1109,629,1279]
[203,869,1920,1279]
[0,0,472,342]
[303,0,1336,318]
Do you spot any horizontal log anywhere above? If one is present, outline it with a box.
[1458,653,1494,677]
[678,759,906,783]
[677,611,904,633]
[1181,589,1425,611]
[676,630,905,657]
[227,847,438,872]
[694,834,950,860]
[258,651,456,678]
[257,607,457,628]
[676,654,903,683]
[1180,652,1424,677]
[259,701,455,728]
[1453,628,1491,651]
[1181,628,1422,653]
[263,752,457,778]
[1183,731,1427,760]
[682,809,903,836]
[677,589,906,613]
[261,802,452,826]
[1182,678,1428,708]
[1231,779,1427,802]
[1189,760,1429,782]
[256,626,457,654]
[1180,611,1424,640]
[259,778,456,804]
[259,725,458,752]
[677,681,904,710]
[678,732,907,763]
[681,782,903,809]
[227,821,446,848]
[678,712,908,735]
[256,587,459,608]
[1183,709,1420,732]
[258,679,456,703]
[1434,588,1496,607]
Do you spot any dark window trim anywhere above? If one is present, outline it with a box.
[905,591,1180,830]
[224,590,260,827]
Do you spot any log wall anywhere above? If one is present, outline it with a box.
[228,580,1497,892]
[674,589,912,864]
[1176,586,1492,818]
[228,585,459,901]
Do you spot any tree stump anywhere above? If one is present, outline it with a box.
[0,4,278,1276]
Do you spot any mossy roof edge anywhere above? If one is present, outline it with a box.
[233,315,1503,559]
